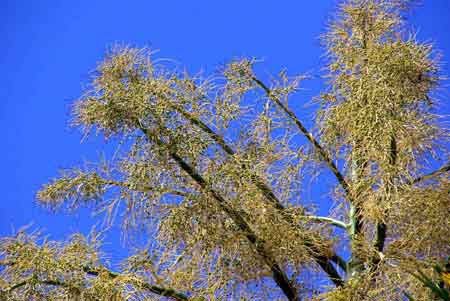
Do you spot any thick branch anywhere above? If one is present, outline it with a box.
[140,127,299,301]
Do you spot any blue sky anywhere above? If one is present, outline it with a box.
[1,1,450,265]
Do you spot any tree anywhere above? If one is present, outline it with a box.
[1,0,449,300]
[406,258,450,301]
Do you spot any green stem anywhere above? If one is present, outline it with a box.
[300,215,348,230]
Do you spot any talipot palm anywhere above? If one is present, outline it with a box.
[1,0,449,300]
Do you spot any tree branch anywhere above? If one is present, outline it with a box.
[83,266,189,300]
[371,135,397,273]
[330,254,348,273]
[139,126,300,301]
[6,267,189,301]
[251,76,353,204]
[169,104,344,286]
[251,77,354,282]
[171,104,284,210]
[409,161,450,185]
[300,215,348,230]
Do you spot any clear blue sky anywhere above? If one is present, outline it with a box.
[1,1,449,265]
